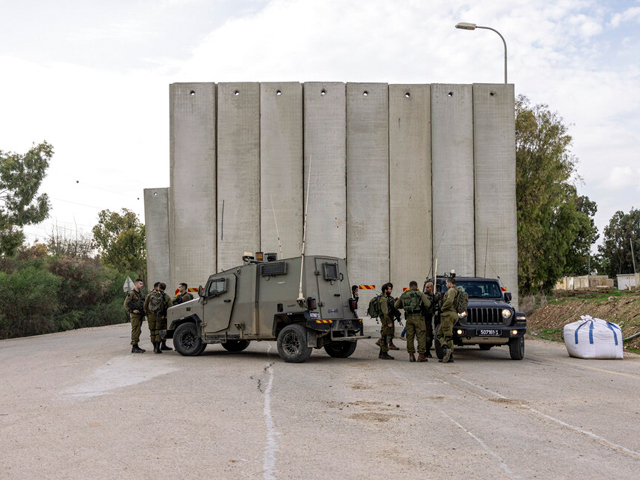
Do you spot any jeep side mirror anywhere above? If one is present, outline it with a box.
[504,292,512,303]
[198,285,204,298]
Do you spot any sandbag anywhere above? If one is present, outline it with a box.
[563,315,623,359]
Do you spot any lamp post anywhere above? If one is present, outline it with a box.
[455,22,507,84]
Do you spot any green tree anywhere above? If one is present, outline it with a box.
[515,96,598,292]
[92,208,146,274]
[598,208,640,278]
[563,192,599,276]
[0,142,52,256]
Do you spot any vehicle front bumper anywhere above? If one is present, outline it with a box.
[453,325,526,345]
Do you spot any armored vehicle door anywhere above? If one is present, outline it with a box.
[202,274,237,334]
[314,257,344,319]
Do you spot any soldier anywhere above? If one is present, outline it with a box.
[438,277,458,363]
[395,281,431,362]
[423,281,438,358]
[124,278,146,353]
[375,283,400,350]
[158,283,174,351]
[144,282,173,354]
[351,285,359,310]
[173,282,193,305]
[377,283,395,360]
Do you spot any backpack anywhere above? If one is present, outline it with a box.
[367,294,384,318]
[454,288,469,314]
[148,291,166,314]
[402,290,422,312]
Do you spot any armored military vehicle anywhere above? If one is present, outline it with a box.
[163,253,366,363]
[432,275,526,360]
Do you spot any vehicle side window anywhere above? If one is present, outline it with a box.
[207,278,227,297]
[323,262,339,281]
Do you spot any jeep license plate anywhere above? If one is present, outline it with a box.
[478,329,501,336]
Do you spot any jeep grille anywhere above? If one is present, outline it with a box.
[463,307,506,326]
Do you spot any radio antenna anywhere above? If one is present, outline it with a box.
[270,194,284,260]
[298,155,313,303]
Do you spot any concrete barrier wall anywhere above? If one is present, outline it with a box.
[303,83,347,259]
[473,84,518,305]
[431,84,475,277]
[158,82,520,311]
[217,83,261,272]
[260,82,303,259]
[389,84,432,291]
[169,82,216,289]
[144,188,170,287]
[346,83,389,305]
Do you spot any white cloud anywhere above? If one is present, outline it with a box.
[609,6,640,28]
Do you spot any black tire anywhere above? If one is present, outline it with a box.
[174,322,206,356]
[479,344,492,351]
[221,340,250,352]
[277,324,312,363]
[324,341,357,358]
[434,324,444,360]
[509,336,525,360]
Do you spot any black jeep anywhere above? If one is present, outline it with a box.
[432,276,526,360]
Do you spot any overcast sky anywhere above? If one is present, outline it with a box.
[1,0,638,250]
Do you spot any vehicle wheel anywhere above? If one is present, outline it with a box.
[277,324,312,363]
[479,344,492,351]
[221,340,250,352]
[434,324,444,360]
[174,322,205,356]
[324,341,357,358]
[509,336,525,360]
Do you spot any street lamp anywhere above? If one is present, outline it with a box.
[455,22,508,84]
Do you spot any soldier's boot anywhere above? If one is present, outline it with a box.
[409,353,416,362]
[375,338,381,347]
[131,344,145,354]
[379,352,395,360]
[442,346,452,364]
[439,346,448,363]
[154,342,163,354]
[426,351,433,358]
[418,353,428,362]
[388,341,400,351]
[447,353,455,363]
[161,340,172,351]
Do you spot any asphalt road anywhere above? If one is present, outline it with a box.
[1,324,639,480]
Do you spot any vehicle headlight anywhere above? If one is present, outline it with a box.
[501,309,512,318]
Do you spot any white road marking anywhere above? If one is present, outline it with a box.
[263,363,279,480]
[60,355,178,399]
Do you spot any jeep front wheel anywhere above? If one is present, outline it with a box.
[174,323,206,356]
[277,324,312,363]
[222,340,250,352]
[324,341,357,358]
[509,336,525,360]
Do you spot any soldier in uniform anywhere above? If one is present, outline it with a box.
[144,282,173,354]
[375,283,400,350]
[423,281,437,357]
[173,282,193,305]
[377,284,395,360]
[158,283,174,352]
[124,278,146,353]
[438,277,458,363]
[395,281,431,362]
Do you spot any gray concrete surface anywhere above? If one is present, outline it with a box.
[143,188,170,287]
[473,84,519,307]
[259,82,303,259]
[2,326,639,480]
[389,84,432,290]
[217,82,261,272]
[346,83,389,309]
[169,82,216,289]
[303,82,347,259]
[431,84,475,277]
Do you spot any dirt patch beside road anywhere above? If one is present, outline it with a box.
[528,289,640,351]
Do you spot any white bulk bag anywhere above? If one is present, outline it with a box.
[563,315,623,359]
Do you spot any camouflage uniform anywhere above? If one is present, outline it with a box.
[438,286,458,352]
[144,292,173,343]
[395,289,431,355]
[173,291,194,305]
[379,294,394,353]
[124,289,145,346]
[424,293,436,351]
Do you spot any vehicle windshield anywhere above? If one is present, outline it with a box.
[457,281,502,298]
